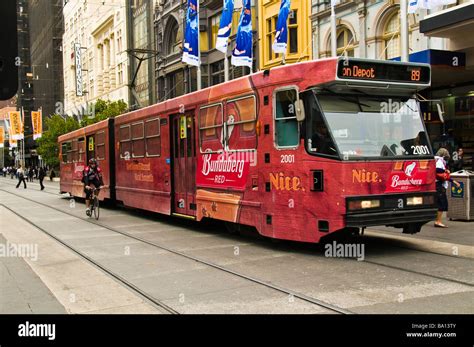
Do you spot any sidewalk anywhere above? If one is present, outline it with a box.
[368,216,473,247]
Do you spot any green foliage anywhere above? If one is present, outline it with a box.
[36,99,127,169]
[36,114,79,169]
[80,99,127,127]
[2,147,13,166]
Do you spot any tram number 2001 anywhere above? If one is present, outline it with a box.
[411,145,429,155]
[280,154,295,163]
[214,175,226,184]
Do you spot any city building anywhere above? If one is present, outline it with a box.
[154,0,257,102]
[17,0,36,165]
[62,0,129,116]
[125,0,158,109]
[258,0,312,70]
[28,0,65,119]
[420,1,474,169]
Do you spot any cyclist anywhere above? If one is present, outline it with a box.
[83,158,103,216]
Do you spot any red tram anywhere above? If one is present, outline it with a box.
[59,57,437,243]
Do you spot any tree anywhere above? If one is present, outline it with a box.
[2,147,13,166]
[80,99,127,127]
[36,114,79,169]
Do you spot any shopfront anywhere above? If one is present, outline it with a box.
[420,2,474,170]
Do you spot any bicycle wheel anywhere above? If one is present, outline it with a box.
[93,196,100,220]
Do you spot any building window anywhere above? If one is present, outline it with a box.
[266,11,298,61]
[384,12,400,60]
[210,14,220,49]
[118,63,123,84]
[167,69,185,98]
[289,10,298,54]
[274,88,299,148]
[336,27,354,57]
[165,18,180,56]
[266,16,278,61]
[117,29,123,53]
[210,60,225,86]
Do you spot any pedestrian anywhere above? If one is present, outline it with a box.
[450,148,464,172]
[49,168,56,181]
[15,165,27,189]
[28,167,34,182]
[39,166,46,190]
[434,148,460,228]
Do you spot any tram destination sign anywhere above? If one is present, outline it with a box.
[336,59,430,85]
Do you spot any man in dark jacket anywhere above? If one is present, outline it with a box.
[39,167,46,190]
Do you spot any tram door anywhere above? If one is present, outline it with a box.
[171,114,196,217]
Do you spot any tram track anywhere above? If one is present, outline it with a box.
[1,177,469,262]
[0,185,352,314]
[2,182,472,291]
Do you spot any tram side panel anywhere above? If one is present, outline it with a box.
[114,113,172,215]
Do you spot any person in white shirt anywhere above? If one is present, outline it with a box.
[15,165,27,189]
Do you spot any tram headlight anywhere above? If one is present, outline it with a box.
[348,199,380,211]
[407,196,423,206]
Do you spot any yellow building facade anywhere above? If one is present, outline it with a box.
[258,0,312,70]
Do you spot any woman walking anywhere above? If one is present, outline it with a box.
[434,148,460,228]
[15,165,27,189]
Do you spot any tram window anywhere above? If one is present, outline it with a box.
[96,131,105,160]
[274,89,299,148]
[71,139,78,162]
[131,122,145,158]
[61,142,71,163]
[145,118,161,157]
[199,103,223,152]
[119,125,131,159]
[78,137,85,162]
[225,95,257,151]
[305,95,338,157]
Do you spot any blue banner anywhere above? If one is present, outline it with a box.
[273,0,291,54]
[182,0,199,66]
[231,0,252,68]
[216,0,234,53]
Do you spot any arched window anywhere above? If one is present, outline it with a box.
[383,12,400,60]
[165,18,180,56]
[336,27,354,57]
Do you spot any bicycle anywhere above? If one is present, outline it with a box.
[86,187,100,220]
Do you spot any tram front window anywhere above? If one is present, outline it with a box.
[305,92,432,159]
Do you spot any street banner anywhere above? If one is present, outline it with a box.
[408,0,456,13]
[31,109,42,140]
[8,111,23,140]
[215,0,235,53]
[231,0,252,68]
[273,0,291,54]
[182,0,200,66]
[74,43,83,96]
[331,0,340,6]
[0,126,4,148]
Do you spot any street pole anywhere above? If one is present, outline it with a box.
[400,0,409,62]
[331,4,337,57]
[197,0,202,90]
[224,48,229,82]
